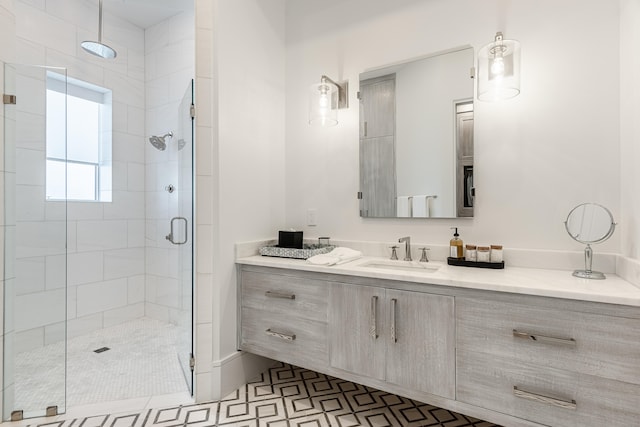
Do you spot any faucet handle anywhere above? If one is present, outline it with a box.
[419,247,430,262]
[389,246,399,260]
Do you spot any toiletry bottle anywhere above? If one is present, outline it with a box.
[450,227,464,259]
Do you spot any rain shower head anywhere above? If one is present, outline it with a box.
[148,131,174,151]
[81,0,117,59]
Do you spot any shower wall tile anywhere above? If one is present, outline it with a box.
[14,256,45,295]
[76,278,128,317]
[113,132,145,163]
[196,273,212,324]
[15,1,76,57]
[46,47,105,86]
[14,287,65,330]
[104,247,144,280]
[68,251,104,286]
[195,28,212,78]
[76,219,128,252]
[45,254,65,290]
[67,313,103,340]
[155,276,181,308]
[145,302,169,323]
[127,275,145,304]
[127,163,145,192]
[14,327,43,354]
[127,219,145,248]
[67,283,77,319]
[104,70,145,109]
[15,148,45,186]
[15,110,45,151]
[15,220,67,258]
[67,201,104,221]
[127,106,145,137]
[103,302,144,328]
[128,49,145,82]
[44,321,65,346]
[111,161,128,191]
[103,191,145,220]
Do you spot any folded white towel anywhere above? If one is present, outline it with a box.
[307,247,363,266]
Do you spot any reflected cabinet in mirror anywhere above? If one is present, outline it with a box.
[358,47,474,218]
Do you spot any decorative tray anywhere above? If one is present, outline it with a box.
[447,257,505,269]
[260,244,335,260]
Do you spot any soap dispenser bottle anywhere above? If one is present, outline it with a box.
[450,227,464,259]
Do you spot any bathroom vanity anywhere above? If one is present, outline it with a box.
[235,255,640,427]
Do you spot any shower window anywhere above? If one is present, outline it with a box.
[45,72,112,201]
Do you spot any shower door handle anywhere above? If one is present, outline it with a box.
[166,217,188,245]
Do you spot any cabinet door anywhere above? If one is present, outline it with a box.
[386,289,455,399]
[329,283,386,381]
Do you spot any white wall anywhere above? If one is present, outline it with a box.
[620,0,640,261]
[285,0,620,253]
[194,0,286,400]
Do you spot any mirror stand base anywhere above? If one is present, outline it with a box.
[572,270,606,280]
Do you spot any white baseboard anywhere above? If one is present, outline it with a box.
[205,351,276,401]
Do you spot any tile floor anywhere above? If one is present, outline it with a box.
[14,318,189,413]
[9,362,500,427]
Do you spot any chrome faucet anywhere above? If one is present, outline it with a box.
[398,236,411,261]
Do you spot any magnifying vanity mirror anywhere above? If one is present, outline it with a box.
[564,203,616,279]
[358,46,474,218]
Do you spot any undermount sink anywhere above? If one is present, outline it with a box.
[359,259,440,273]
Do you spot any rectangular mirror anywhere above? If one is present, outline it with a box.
[358,46,474,218]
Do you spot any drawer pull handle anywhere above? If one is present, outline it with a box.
[370,295,379,339]
[513,330,576,347]
[390,298,397,343]
[265,328,296,341]
[513,386,577,410]
[265,291,296,300]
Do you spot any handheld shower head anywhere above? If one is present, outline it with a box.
[148,131,173,151]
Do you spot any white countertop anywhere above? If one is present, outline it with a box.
[236,255,640,307]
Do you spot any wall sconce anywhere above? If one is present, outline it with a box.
[477,32,521,101]
[309,75,349,126]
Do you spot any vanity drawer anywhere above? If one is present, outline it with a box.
[456,298,640,384]
[457,352,640,427]
[241,270,328,322]
[240,307,328,368]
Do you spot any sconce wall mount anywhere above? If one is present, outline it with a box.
[309,75,349,126]
[477,31,521,101]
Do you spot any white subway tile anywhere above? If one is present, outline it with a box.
[15,110,45,151]
[104,70,144,109]
[127,106,145,137]
[67,201,105,221]
[103,191,144,220]
[44,321,65,345]
[128,219,145,247]
[15,148,45,186]
[146,247,170,277]
[76,278,128,317]
[196,224,212,274]
[15,288,65,330]
[104,247,144,280]
[14,256,45,295]
[113,132,144,163]
[127,275,145,304]
[68,251,103,285]
[16,220,67,258]
[76,220,127,252]
[196,323,212,370]
[155,276,180,308]
[144,302,169,322]
[67,313,103,339]
[127,163,145,192]
[103,303,144,328]
[45,254,66,290]
[14,327,44,354]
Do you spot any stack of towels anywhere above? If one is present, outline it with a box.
[307,247,363,266]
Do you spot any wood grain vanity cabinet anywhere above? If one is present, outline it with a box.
[328,282,455,399]
[237,263,640,427]
[456,298,640,427]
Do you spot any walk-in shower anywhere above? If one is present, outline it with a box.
[149,131,174,151]
[2,0,196,418]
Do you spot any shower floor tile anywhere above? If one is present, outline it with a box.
[13,318,190,413]
[9,363,500,427]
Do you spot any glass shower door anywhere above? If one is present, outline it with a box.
[174,80,194,393]
[3,63,68,420]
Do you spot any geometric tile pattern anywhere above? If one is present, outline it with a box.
[13,362,500,427]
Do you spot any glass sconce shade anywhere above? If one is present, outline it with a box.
[309,79,338,126]
[477,32,521,101]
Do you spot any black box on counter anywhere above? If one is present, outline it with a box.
[278,230,303,249]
